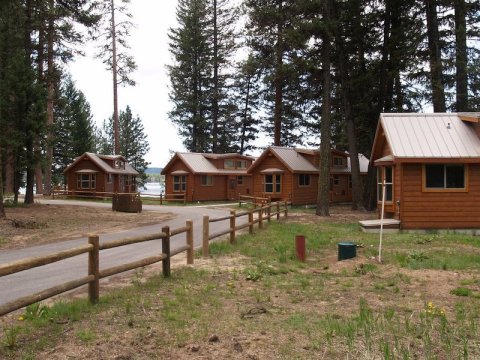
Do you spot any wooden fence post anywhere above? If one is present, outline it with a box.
[186,219,194,265]
[162,226,171,277]
[203,215,209,257]
[276,202,280,220]
[230,210,236,244]
[160,193,163,205]
[248,209,254,234]
[284,201,288,217]
[259,207,263,229]
[88,235,99,304]
[267,204,271,222]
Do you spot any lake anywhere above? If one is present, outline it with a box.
[140,182,164,195]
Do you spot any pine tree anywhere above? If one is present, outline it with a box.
[96,106,150,187]
[244,0,307,147]
[53,76,95,185]
[168,0,212,152]
[210,0,238,152]
[95,0,136,155]
[35,0,99,195]
[233,55,261,154]
[118,106,150,186]
[315,0,333,217]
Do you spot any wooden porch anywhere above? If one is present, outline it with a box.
[359,219,401,233]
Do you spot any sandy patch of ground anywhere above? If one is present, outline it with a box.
[0,204,175,250]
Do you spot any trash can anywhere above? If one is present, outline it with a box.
[112,193,142,213]
[338,242,356,261]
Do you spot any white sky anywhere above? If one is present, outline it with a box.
[68,1,184,168]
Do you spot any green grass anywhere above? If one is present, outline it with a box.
[2,216,480,358]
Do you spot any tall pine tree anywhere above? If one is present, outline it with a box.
[53,76,95,185]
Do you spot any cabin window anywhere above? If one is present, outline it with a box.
[299,174,310,187]
[77,174,96,189]
[377,166,393,202]
[237,160,247,169]
[201,175,213,186]
[124,175,132,186]
[224,159,235,169]
[237,176,244,185]
[333,175,340,186]
[333,157,344,166]
[424,164,465,190]
[107,174,113,184]
[264,174,281,193]
[173,175,186,192]
[114,160,124,169]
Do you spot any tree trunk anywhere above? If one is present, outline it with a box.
[111,0,119,155]
[212,0,219,152]
[35,10,45,195]
[24,0,34,205]
[316,0,332,217]
[5,149,15,194]
[332,0,364,211]
[0,152,5,218]
[43,0,55,195]
[425,0,446,112]
[273,0,283,146]
[240,75,251,154]
[454,0,468,111]
[377,0,391,114]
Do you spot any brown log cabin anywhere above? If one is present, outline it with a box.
[64,153,139,195]
[161,152,254,201]
[247,146,369,205]
[371,113,480,230]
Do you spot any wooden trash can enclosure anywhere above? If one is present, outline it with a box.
[112,193,142,213]
[338,242,356,261]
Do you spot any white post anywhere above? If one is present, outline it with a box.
[378,178,386,263]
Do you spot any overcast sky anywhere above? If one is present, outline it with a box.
[68,1,184,168]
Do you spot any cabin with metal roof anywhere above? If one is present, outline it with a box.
[64,153,139,196]
[161,152,254,201]
[247,146,369,205]
[370,112,480,230]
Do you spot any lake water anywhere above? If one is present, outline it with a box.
[140,182,164,195]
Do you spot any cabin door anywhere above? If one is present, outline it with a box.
[228,176,237,200]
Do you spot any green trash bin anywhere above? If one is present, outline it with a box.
[338,242,356,261]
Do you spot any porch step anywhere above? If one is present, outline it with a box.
[358,219,401,233]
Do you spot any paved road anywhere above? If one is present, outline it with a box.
[0,200,247,307]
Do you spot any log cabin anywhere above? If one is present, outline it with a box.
[247,146,369,205]
[64,153,139,195]
[370,112,480,230]
[161,152,254,201]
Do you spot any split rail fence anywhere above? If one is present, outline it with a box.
[52,189,137,200]
[0,201,289,317]
[202,201,288,256]
[140,192,186,205]
[238,194,269,207]
[0,220,194,317]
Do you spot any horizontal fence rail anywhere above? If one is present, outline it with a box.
[0,220,194,317]
[52,189,138,200]
[202,201,289,257]
[139,193,186,205]
[238,195,269,207]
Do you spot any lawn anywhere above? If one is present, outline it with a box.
[1,211,480,359]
